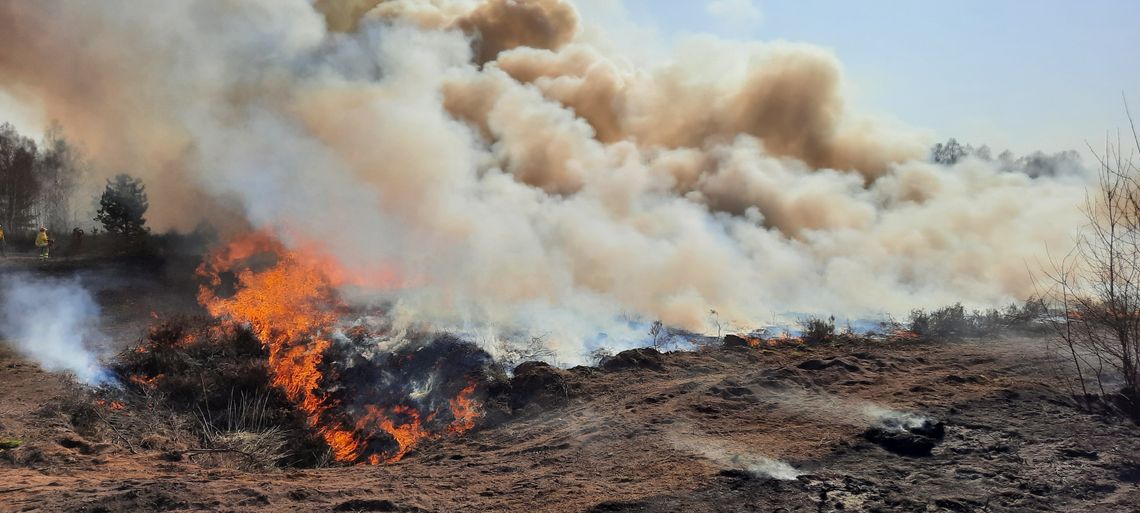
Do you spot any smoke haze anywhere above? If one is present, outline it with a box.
[0,0,1091,361]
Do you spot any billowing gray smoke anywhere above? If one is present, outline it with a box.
[0,275,113,385]
[0,0,1091,362]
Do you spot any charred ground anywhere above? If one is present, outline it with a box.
[0,261,1138,512]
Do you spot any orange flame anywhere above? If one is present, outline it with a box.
[129,374,162,388]
[890,329,921,341]
[739,333,803,348]
[320,425,365,463]
[356,405,433,464]
[96,400,126,411]
[447,383,482,435]
[198,234,349,454]
[770,333,804,346]
[196,232,482,464]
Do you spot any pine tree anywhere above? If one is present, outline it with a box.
[94,174,148,238]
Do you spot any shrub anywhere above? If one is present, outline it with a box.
[193,391,290,471]
[801,316,835,344]
[113,316,328,467]
[586,347,613,367]
[649,320,676,350]
[494,335,557,371]
[908,304,969,340]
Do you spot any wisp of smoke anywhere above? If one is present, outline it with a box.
[860,404,935,431]
[729,452,803,481]
[757,386,939,432]
[0,274,114,386]
[668,431,802,480]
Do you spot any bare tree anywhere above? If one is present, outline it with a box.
[495,334,558,369]
[0,123,40,231]
[585,347,613,367]
[648,320,675,351]
[36,121,86,232]
[1039,98,1140,416]
[709,309,722,340]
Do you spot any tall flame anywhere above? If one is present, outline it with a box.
[196,232,483,464]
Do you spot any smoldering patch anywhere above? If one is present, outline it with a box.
[861,406,946,457]
[668,431,802,481]
[0,274,116,386]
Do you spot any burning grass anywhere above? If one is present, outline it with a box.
[113,316,328,467]
[104,232,501,467]
[46,230,1063,472]
[112,314,499,467]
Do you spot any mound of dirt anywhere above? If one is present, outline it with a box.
[797,358,863,373]
[722,334,753,349]
[602,348,666,372]
[508,361,571,411]
[863,416,946,457]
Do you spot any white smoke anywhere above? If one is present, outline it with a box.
[0,0,1092,363]
[860,404,937,431]
[757,386,939,432]
[728,451,802,481]
[0,275,114,386]
[668,431,802,480]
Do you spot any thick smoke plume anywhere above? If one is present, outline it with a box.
[0,0,1090,362]
[0,275,113,385]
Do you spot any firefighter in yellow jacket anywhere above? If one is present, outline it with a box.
[35,227,50,260]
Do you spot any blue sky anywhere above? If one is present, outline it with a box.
[612,0,1140,156]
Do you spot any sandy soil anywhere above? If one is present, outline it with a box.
[0,262,1138,512]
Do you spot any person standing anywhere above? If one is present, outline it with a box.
[69,227,85,258]
[35,227,50,260]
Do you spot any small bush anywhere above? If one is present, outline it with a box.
[194,392,290,470]
[494,335,558,371]
[586,347,613,367]
[908,303,968,340]
[113,316,328,467]
[649,321,677,351]
[55,385,104,439]
[801,316,836,344]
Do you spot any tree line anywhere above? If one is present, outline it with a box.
[929,137,1085,178]
[0,121,85,234]
[0,121,149,243]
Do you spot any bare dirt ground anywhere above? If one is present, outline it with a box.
[1,262,1138,512]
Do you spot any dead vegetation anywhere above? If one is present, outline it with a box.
[801,316,836,345]
[109,316,330,468]
[903,300,1050,341]
[1039,102,1140,418]
[192,391,293,471]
